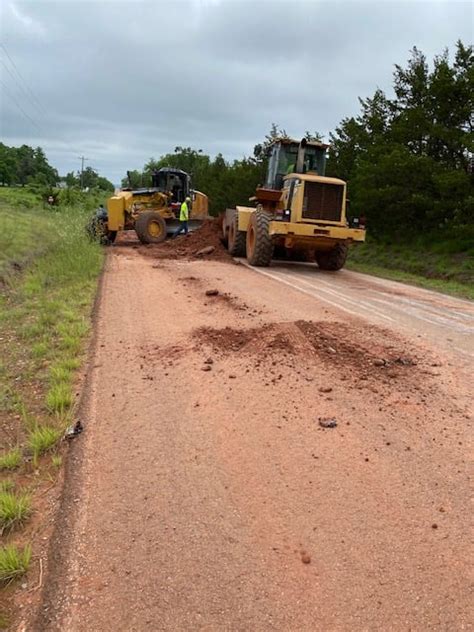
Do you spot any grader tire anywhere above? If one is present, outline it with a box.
[227,212,246,257]
[107,230,117,244]
[135,212,167,244]
[246,209,273,267]
[315,243,348,271]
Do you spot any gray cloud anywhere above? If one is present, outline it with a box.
[1,0,472,183]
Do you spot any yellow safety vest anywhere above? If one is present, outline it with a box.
[180,201,189,221]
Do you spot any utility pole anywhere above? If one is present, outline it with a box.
[78,155,89,190]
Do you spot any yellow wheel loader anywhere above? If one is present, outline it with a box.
[98,168,208,244]
[222,138,366,270]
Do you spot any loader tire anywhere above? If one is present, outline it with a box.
[227,212,246,257]
[315,243,348,271]
[220,213,228,246]
[246,208,273,267]
[86,216,116,245]
[135,212,167,244]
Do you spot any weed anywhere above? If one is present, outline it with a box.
[29,426,62,462]
[51,454,62,468]
[0,611,10,629]
[0,544,32,585]
[49,365,73,384]
[0,480,14,493]
[32,341,49,359]
[56,357,81,372]
[0,491,31,532]
[0,448,22,471]
[45,382,73,414]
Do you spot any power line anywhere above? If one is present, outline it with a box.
[0,58,45,121]
[0,78,41,131]
[0,43,47,116]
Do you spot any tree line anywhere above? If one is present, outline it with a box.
[327,40,473,239]
[0,144,58,187]
[0,143,114,192]
[124,41,472,241]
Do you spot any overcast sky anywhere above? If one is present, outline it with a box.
[0,0,472,183]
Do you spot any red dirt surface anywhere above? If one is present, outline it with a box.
[24,250,473,632]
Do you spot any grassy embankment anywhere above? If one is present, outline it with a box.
[0,187,104,628]
[347,229,474,300]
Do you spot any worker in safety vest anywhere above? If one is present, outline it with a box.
[172,196,191,238]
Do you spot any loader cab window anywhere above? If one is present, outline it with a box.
[266,142,299,189]
[303,147,326,175]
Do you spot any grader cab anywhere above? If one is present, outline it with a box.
[96,168,208,244]
[222,138,365,270]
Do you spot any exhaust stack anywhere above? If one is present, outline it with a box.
[295,138,307,174]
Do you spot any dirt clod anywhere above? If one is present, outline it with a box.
[319,418,337,429]
[319,386,333,393]
[205,289,219,296]
[301,552,311,564]
[196,246,215,256]
[201,365,212,372]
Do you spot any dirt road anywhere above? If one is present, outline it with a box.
[35,244,473,631]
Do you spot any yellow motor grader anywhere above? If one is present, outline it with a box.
[93,168,208,244]
[221,138,365,270]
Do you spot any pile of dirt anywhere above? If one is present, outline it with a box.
[140,219,234,263]
[195,325,256,352]
[294,320,417,377]
[194,320,419,383]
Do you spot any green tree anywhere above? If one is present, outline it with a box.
[327,41,473,238]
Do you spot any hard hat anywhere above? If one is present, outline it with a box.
[186,196,191,202]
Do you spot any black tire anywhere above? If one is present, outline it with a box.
[246,208,273,267]
[135,212,167,244]
[86,216,116,245]
[220,214,228,246]
[227,211,246,256]
[315,243,348,271]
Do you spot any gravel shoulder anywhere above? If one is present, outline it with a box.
[33,245,473,631]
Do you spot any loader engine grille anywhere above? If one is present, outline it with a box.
[302,182,343,222]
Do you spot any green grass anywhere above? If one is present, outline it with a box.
[0,480,14,493]
[28,425,63,462]
[46,382,74,414]
[347,233,474,300]
[0,187,104,435]
[0,190,55,286]
[0,544,31,585]
[0,187,105,612]
[0,449,22,471]
[0,491,31,532]
[51,454,62,468]
[0,611,10,629]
